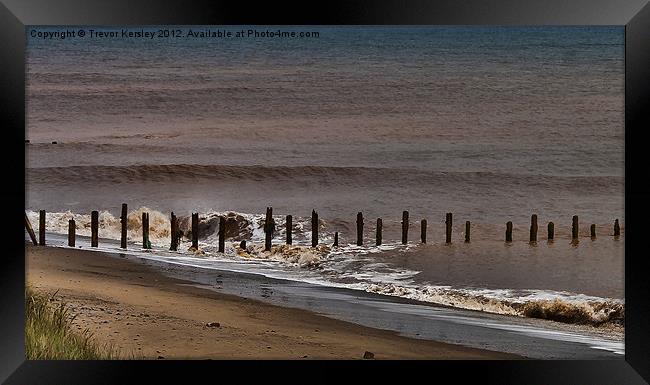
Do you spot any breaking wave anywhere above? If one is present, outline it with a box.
[26,208,624,328]
[360,283,624,327]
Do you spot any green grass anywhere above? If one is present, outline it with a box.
[25,287,124,360]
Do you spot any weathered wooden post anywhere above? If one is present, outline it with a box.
[591,224,596,239]
[505,221,513,243]
[24,212,38,246]
[191,212,199,250]
[375,218,382,246]
[445,213,452,244]
[264,207,274,251]
[311,210,318,247]
[39,210,46,246]
[547,222,554,240]
[142,212,150,249]
[286,215,292,245]
[333,232,339,247]
[219,216,226,253]
[572,215,579,241]
[170,212,178,251]
[530,214,538,243]
[402,211,409,244]
[68,219,75,247]
[174,213,179,249]
[356,212,364,246]
[465,221,471,243]
[614,219,620,237]
[420,219,427,244]
[120,203,128,249]
[91,210,99,247]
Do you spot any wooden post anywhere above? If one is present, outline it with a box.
[68,219,75,247]
[24,212,38,246]
[286,215,292,245]
[142,212,150,249]
[91,210,99,247]
[505,221,513,243]
[264,207,273,251]
[219,216,226,253]
[445,213,452,244]
[465,221,470,243]
[591,224,596,239]
[548,222,554,240]
[376,218,382,246]
[401,211,409,244]
[420,219,427,244]
[333,232,339,247]
[572,215,579,240]
[530,214,538,243]
[191,212,198,249]
[39,210,46,246]
[356,212,363,246]
[311,210,318,247]
[614,219,620,237]
[120,203,127,249]
[174,213,180,249]
[170,212,178,251]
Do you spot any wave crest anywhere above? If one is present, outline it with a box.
[518,299,624,325]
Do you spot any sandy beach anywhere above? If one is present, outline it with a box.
[25,245,519,359]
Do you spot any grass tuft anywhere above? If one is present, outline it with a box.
[25,287,123,360]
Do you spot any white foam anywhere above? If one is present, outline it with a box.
[27,211,624,329]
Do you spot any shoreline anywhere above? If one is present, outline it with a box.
[26,245,520,359]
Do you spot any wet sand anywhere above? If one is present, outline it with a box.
[25,245,519,360]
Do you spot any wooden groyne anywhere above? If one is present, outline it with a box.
[39,210,46,246]
[420,219,427,244]
[530,214,538,243]
[311,210,318,247]
[25,206,623,253]
[376,218,382,246]
[120,203,128,249]
[218,216,226,253]
[402,211,409,244]
[170,212,178,251]
[90,210,98,247]
[264,207,274,251]
[505,221,513,243]
[68,219,75,247]
[356,212,363,246]
[445,213,452,244]
[142,212,150,249]
[286,215,292,245]
[191,212,199,250]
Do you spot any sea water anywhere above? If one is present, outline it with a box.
[25,26,624,332]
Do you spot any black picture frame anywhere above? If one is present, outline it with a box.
[2,0,649,383]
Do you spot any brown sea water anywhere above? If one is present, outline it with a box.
[26,26,624,329]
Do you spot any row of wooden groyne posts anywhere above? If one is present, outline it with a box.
[25,204,622,251]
